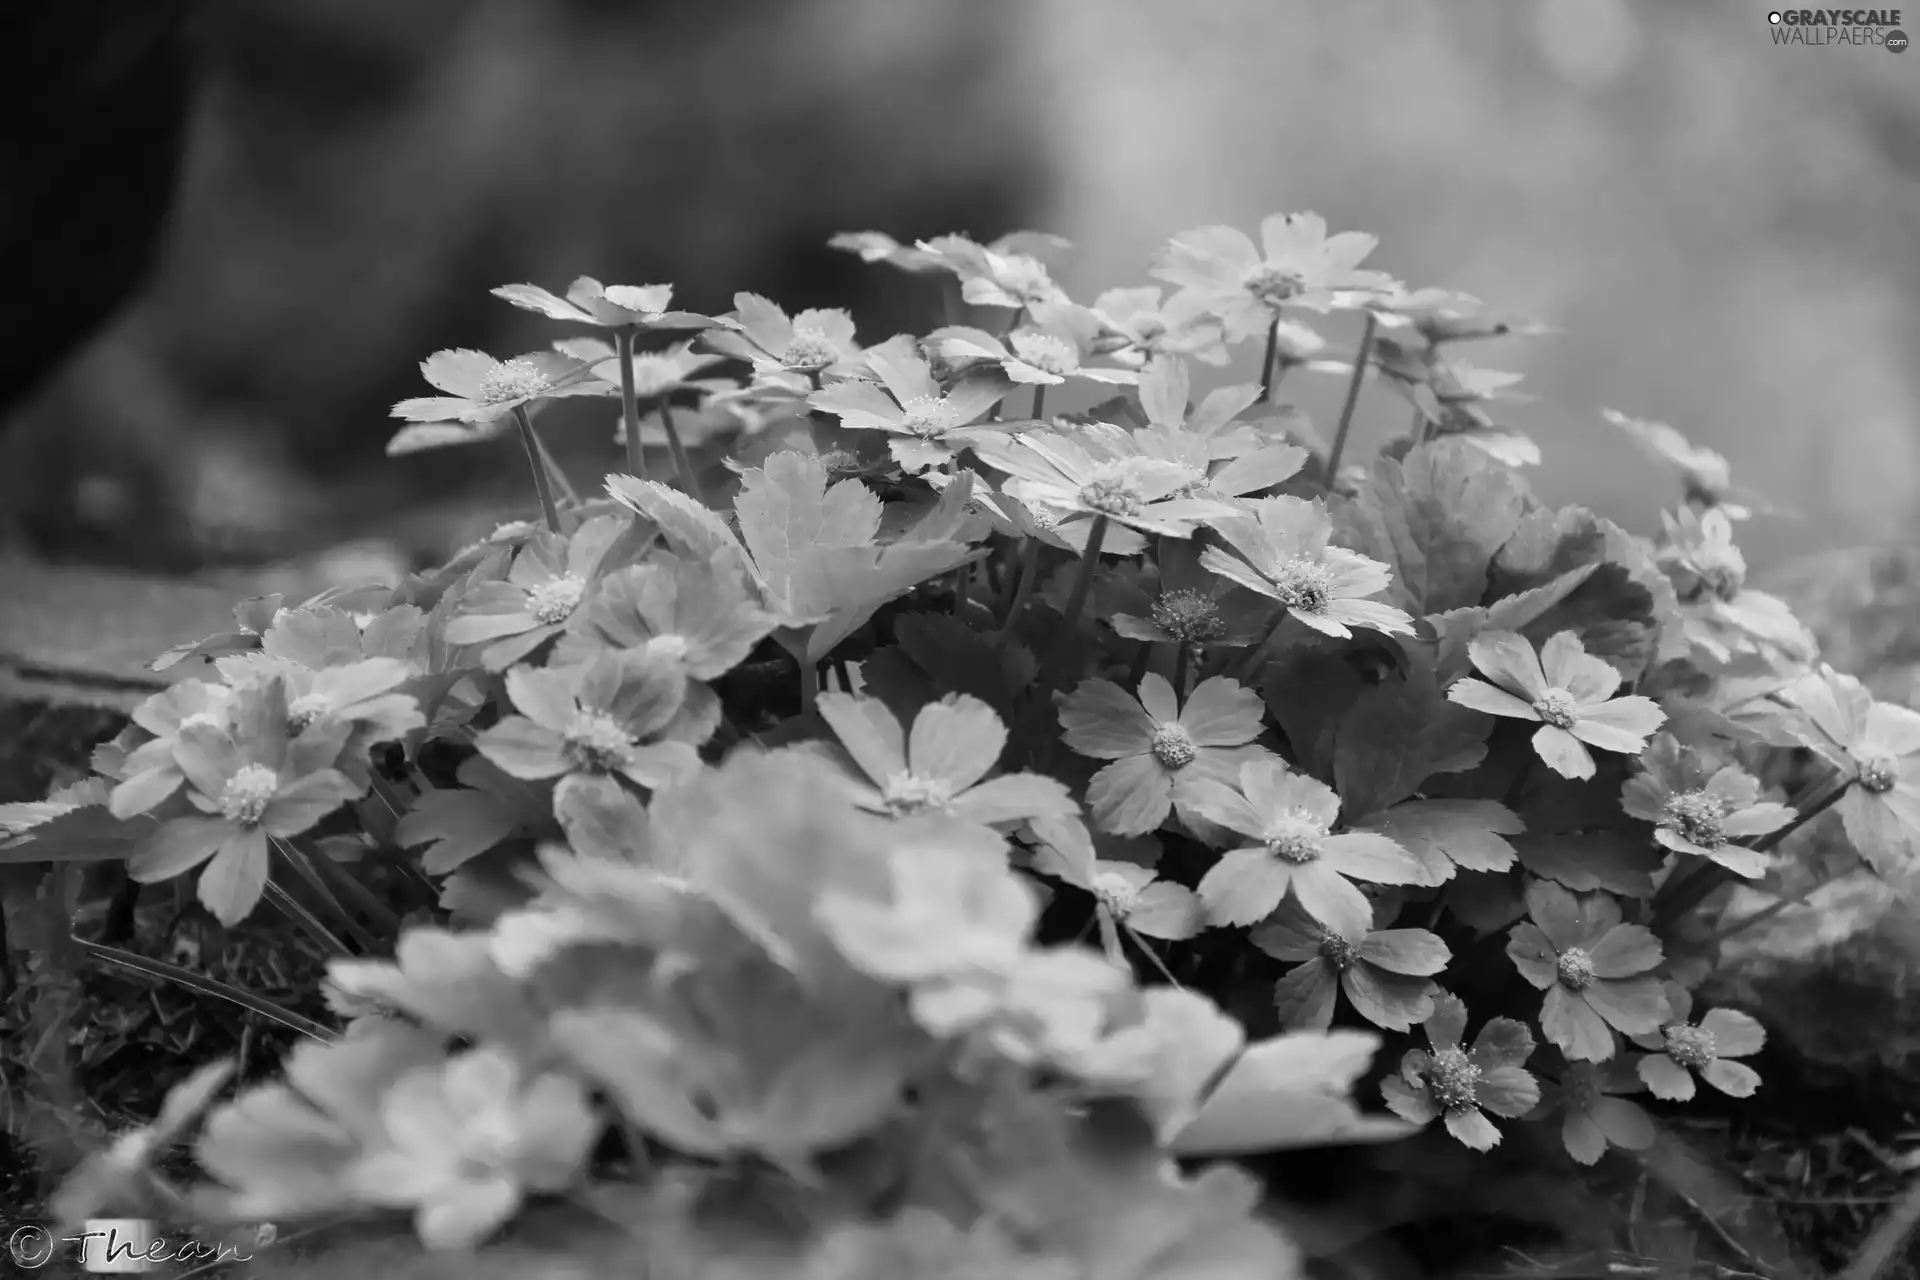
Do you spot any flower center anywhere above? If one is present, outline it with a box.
[562,710,637,773]
[1268,556,1333,614]
[1316,928,1359,971]
[781,327,840,371]
[1149,723,1197,769]
[1265,812,1326,864]
[1532,688,1580,730]
[643,634,691,665]
[816,448,864,476]
[286,693,330,735]
[1025,505,1062,532]
[996,255,1056,305]
[881,771,956,815]
[179,711,225,733]
[626,354,684,399]
[1857,755,1899,794]
[479,358,551,405]
[1090,871,1141,919]
[528,574,588,625]
[1243,264,1308,310]
[1663,1023,1718,1070]
[1149,589,1226,643]
[219,763,280,826]
[1697,555,1746,603]
[1556,947,1596,991]
[1008,330,1079,377]
[899,394,955,440]
[1078,473,1146,517]
[1662,789,1728,849]
[1426,1046,1482,1113]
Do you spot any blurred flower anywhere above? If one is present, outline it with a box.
[1506,879,1668,1062]
[1028,815,1204,945]
[348,1047,598,1250]
[1604,408,1758,519]
[442,515,640,670]
[1628,984,1764,1101]
[127,679,360,925]
[1253,898,1448,1032]
[1370,287,1547,347]
[915,231,1073,309]
[1659,506,1814,665]
[928,300,1138,388]
[1784,666,1920,873]
[491,277,717,332]
[1448,630,1666,780]
[588,338,728,402]
[704,293,863,382]
[1201,496,1413,638]
[1380,992,1539,1151]
[475,651,701,792]
[1152,212,1398,342]
[807,333,1009,473]
[968,429,1241,539]
[1533,1059,1655,1165]
[1183,758,1426,937]
[814,692,1076,829]
[388,350,608,453]
[1107,536,1276,648]
[553,554,776,680]
[1619,733,1793,876]
[1058,673,1268,837]
[1089,285,1230,368]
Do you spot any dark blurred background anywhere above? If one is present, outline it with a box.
[2,0,1916,574]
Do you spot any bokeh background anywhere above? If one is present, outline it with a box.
[4,0,1915,573]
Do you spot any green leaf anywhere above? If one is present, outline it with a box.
[395,757,549,875]
[1513,831,1664,897]
[1488,506,1684,678]
[1359,799,1523,876]
[1424,563,1600,685]
[1169,1029,1415,1156]
[1333,440,1528,615]
[1332,669,1490,814]
[859,613,1038,726]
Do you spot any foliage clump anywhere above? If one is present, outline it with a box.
[7,208,1917,1273]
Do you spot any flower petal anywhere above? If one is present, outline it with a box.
[1176,676,1266,748]
[1058,679,1157,759]
[262,769,361,837]
[1638,1053,1696,1101]
[1357,928,1452,977]
[1533,724,1596,779]
[817,692,909,786]
[129,816,232,882]
[1587,924,1664,980]
[1572,697,1666,755]
[1288,861,1373,941]
[474,718,571,781]
[1541,631,1620,704]
[1136,673,1181,726]
[951,773,1079,826]
[1593,1095,1658,1151]
[1319,832,1426,886]
[1698,1007,1766,1058]
[1342,964,1436,1032]
[1505,922,1559,990]
[1447,677,1541,722]
[1087,753,1176,837]
[1467,631,1548,700]
[1563,1111,1608,1165]
[1476,1063,1541,1119]
[1543,985,1616,1062]
[909,694,1009,792]
[1582,976,1671,1037]
[1271,961,1338,1030]
[1700,1059,1760,1098]
[1197,847,1292,927]
[197,826,272,926]
[1444,1107,1502,1150]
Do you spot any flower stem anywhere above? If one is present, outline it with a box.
[1095,908,1126,968]
[1260,318,1280,402]
[530,428,578,507]
[614,326,646,480]
[1651,771,1854,932]
[994,536,1043,654]
[1041,515,1109,684]
[953,561,972,618]
[1324,312,1378,484]
[1126,640,1153,689]
[1032,384,1048,426]
[511,405,562,532]
[657,399,707,506]
[1171,640,1191,698]
[799,656,820,718]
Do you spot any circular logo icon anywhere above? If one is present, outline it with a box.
[1769,9,1782,21]
[9,1225,56,1269]
[1888,28,1909,50]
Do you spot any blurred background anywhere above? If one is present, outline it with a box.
[3,0,1916,574]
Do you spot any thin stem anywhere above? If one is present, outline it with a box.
[1125,930,1186,989]
[994,537,1043,653]
[1413,403,1432,447]
[614,326,646,480]
[833,656,854,693]
[1095,908,1126,968]
[1324,312,1378,483]
[1041,515,1109,683]
[511,405,561,532]
[1651,771,1854,932]
[1259,317,1280,402]
[1032,384,1048,426]
[1126,640,1153,689]
[657,399,707,506]
[954,561,972,618]
[799,656,820,718]
[530,429,578,507]
[1171,641,1191,698]
[1228,612,1288,684]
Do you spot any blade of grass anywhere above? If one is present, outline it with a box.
[74,938,335,1042]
